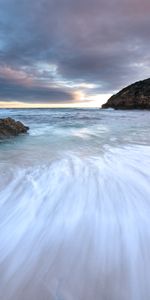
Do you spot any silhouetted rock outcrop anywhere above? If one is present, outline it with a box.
[0,117,29,138]
[102,78,150,109]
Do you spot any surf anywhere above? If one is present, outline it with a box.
[0,145,150,300]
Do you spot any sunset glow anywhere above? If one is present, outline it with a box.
[0,0,149,107]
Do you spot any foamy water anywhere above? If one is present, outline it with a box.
[0,108,150,300]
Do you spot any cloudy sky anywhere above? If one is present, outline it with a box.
[0,0,150,107]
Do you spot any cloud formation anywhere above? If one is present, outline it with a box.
[0,0,150,106]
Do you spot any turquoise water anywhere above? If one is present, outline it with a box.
[0,108,150,300]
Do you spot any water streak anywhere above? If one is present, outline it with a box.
[0,109,150,300]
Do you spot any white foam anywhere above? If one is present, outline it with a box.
[0,146,150,299]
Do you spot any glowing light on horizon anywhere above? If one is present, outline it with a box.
[0,93,112,108]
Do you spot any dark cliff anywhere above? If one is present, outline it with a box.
[102,78,150,109]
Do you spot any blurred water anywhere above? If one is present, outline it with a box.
[0,108,150,300]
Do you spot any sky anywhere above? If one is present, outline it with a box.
[0,0,150,108]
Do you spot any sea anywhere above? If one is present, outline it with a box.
[0,108,150,300]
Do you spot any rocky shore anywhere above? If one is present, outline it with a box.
[102,78,150,109]
[0,117,29,138]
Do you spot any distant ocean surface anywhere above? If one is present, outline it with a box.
[0,108,150,300]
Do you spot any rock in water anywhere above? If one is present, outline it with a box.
[102,78,150,109]
[0,117,29,138]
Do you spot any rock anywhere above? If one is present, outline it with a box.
[102,78,150,109]
[0,117,29,138]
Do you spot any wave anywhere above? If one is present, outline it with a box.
[0,146,150,300]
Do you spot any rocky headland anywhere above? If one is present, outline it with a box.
[0,117,29,138]
[102,78,150,109]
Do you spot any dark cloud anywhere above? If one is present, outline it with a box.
[0,77,74,103]
[0,0,150,104]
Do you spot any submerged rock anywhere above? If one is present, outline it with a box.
[0,117,29,138]
[102,78,150,109]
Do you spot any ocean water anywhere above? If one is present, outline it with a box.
[0,108,150,300]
